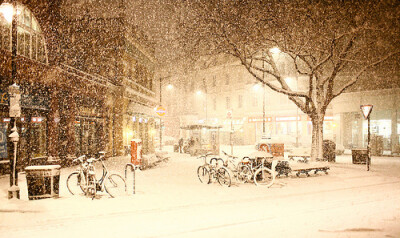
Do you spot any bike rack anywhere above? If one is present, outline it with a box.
[125,163,136,195]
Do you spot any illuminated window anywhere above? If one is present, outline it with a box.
[238,95,243,108]
[0,3,48,64]
[226,97,230,109]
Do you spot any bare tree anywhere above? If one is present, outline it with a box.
[176,0,400,160]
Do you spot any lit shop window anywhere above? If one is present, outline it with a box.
[0,3,48,64]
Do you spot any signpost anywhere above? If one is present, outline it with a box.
[361,104,373,171]
[155,106,166,117]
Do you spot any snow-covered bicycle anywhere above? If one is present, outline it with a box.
[197,153,232,187]
[66,152,126,198]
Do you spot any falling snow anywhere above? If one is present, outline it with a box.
[0,0,399,237]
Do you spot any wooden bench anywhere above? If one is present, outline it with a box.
[288,148,311,163]
[292,166,330,177]
[288,154,310,163]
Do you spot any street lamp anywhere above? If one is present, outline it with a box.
[1,0,21,199]
[361,104,373,171]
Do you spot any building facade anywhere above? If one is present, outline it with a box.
[0,0,157,172]
[164,54,399,155]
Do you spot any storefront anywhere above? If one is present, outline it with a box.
[246,115,334,147]
[73,95,106,157]
[333,89,400,154]
[342,109,399,151]
[0,86,50,165]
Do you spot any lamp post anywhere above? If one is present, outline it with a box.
[1,0,21,199]
[361,104,373,171]
[159,77,163,150]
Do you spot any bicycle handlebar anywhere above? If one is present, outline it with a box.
[222,151,238,160]
[72,155,86,163]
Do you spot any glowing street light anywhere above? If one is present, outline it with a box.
[360,104,373,171]
[0,3,15,23]
[269,47,281,54]
[252,83,261,91]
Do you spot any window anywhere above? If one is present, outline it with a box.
[253,95,258,107]
[213,97,217,111]
[226,97,230,109]
[238,95,243,108]
[0,3,48,64]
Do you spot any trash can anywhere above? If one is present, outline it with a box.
[173,144,179,152]
[352,149,368,164]
[25,165,60,200]
[323,140,336,162]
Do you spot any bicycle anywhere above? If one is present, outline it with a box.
[221,151,252,184]
[66,152,126,198]
[197,153,232,187]
[230,154,277,187]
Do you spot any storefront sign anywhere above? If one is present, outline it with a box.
[9,84,21,117]
[248,117,273,123]
[0,90,49,110]
[79,106,95,116]
[22,94,49,110]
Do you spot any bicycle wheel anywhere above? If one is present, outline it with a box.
[253,168,274,187]
[104,174,126,198]
[197,166,210,184]
[217,167,231,187]
[87,173,97,198]
[66,172,86,195]
[236,164,252,183]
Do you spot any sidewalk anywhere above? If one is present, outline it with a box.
[0,147,400,238]
[1,146,399,210]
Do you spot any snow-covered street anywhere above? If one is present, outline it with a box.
[1,146,400,238]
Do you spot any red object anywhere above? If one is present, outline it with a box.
[131,139,142,165]
[258,143,284,157]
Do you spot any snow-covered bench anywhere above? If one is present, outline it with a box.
[288,148,311,163]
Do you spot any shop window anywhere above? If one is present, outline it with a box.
[0,2,48,64]
[238,95,243,108]
[253,95,258,107]
[30,117,47,157]
[226,96,231,109]
[213,97,216,111]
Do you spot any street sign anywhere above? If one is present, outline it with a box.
[155,106,166,116]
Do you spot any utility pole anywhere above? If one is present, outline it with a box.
[159,77,162,150]
[7,0,21,199]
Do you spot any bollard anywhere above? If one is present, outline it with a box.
[125,163,136,195]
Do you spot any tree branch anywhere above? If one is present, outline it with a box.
[333,50,400,98]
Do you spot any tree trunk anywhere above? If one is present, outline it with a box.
[310,114,324,161]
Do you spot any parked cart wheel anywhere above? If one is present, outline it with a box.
[66,172,86,195]
[104,174,126,198]
[197,166,210,184]
[236,164,252,183]
[253,168,274,187]
[216,167,231,187]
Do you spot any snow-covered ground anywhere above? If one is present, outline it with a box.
[0,145,399,238]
